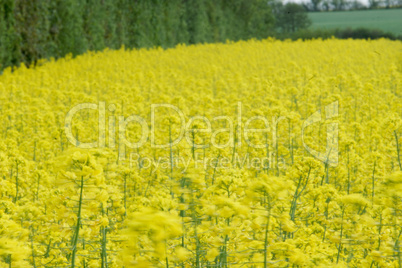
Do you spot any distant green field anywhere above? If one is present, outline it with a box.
[308,9,402,36]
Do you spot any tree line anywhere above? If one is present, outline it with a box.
[304,0,402,11]
[0,0,278,70]
[1,0,398,71]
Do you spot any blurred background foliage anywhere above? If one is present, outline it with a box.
[0,0,400,71]
[0,0,276,70]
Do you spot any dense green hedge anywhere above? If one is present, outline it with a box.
[0,0,275,70]
[279,27,402,41]
[1,1,399,71]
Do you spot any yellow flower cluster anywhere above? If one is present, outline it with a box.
[0,38,401,267]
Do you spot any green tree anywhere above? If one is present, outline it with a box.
[0,0,276,71]
[368,0,380,8]
[275,3,311,33]
[0,0,20,69]
[59,0,88,56]
[311,0,323,11]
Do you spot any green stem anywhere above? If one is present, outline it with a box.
[71,176,84,268]
[395,131,402,171]
[14,161,19,203]
[264,203,271,268]
[336,207,345,263]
